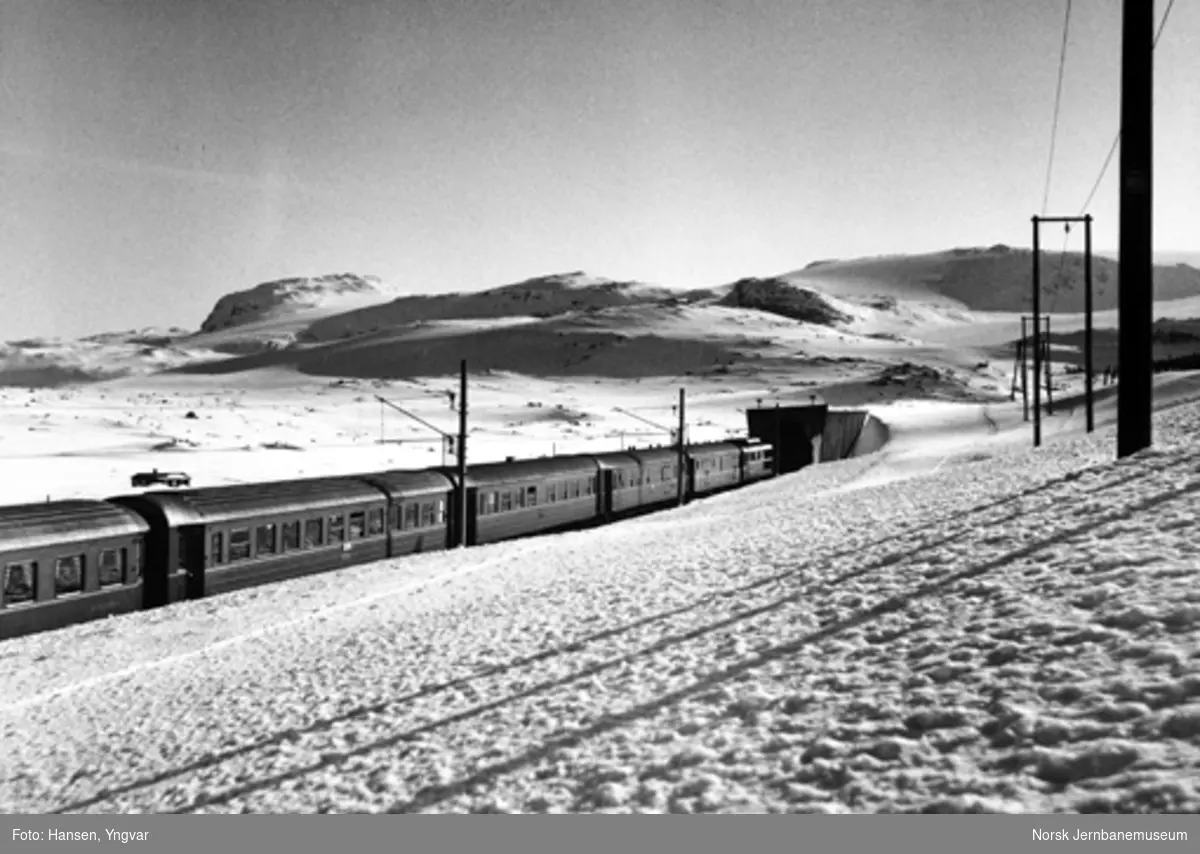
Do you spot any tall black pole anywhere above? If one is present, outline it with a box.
[457,359,468,547]
[1084,215,1095,432]
[676,388,687,506]
[1118,0,1153,458]
[1020,316,1029,422]
[1045,315,1053,415]
[1032,218,1042,448]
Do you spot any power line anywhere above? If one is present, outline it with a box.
[1077,0,1180,216]
[1046,223,1072,314]
[1041,0,1074,216]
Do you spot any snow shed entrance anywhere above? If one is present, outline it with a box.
[745,404,874,474]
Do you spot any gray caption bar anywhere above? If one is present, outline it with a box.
[2,814,1197,854]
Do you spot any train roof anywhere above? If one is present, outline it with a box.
[686,441,743,455]
[353,469,456,498]
[439,455,599,488]
[0,499,150,554]
[108,476,388,527]
[626,447,683,465]
[590,451,641,470]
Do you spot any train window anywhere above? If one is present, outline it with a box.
[547,483,557,503]
[615,472,624,489]
[421,502,435,526]
[436,499,446,524]
[55,555,84,596]
[661,464,669,480]
[516,488,526,508]
[570,480,580,499]
[228,528,251,561]
[282,521,301,551]
[3,561,36,606]
[405,503,420,528]
[129,539,142,582]
[349,512,366,540]
[256,523,278,555]
[500,491,513,512]
[98,548,123,585]
[525,486,538,507]
[304,518,323,548]
[328,514,345,543]
[476,494,487,516]
[391,505,401,531]
[584,477,593,496]
[368,508,385,536]
[486,492,499,514]
[208,532,224,567]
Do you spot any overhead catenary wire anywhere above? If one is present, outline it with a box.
[1040,0,1074,217]
[1046,223,1073,314]
[1076,0,1180,216]
[1047,0,1181,312]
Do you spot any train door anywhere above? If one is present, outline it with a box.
[463,486,479,547]
[599,469,614,521]
[180,527,206,598]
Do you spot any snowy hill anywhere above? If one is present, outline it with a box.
[294,271,691,344]
[0,330,219,388]
[199,273,402,334]
[9,247,1200,391]
[786,245,1200,314]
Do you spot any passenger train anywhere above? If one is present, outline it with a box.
[0,439,775,641]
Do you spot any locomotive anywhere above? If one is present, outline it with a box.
[0,439,774,641]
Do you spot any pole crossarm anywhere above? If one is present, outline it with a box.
[375,395,453,439]
[1034,215,1091,224]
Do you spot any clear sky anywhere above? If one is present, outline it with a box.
[2,0,1198,339]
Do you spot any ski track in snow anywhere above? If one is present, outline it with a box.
[3,408,1200,814]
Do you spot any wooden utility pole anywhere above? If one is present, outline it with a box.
[1044,315,1054,416]
[676,388,687,507]
[1032,219,1043,448]
[456,359,468,548]
[1118,0,1153,458]
[1084,214,1095,432]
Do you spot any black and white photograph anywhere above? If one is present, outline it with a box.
[2,0,1199,820]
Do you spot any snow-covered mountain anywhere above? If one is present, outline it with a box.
[198,273,403,334]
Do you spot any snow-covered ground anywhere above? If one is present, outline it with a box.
[0,370,799,505]
[3,375,1200,813]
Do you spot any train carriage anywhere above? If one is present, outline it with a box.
[0,500,149,640]
[686,441,743,496]
[456,456,601,545]
[109,476,390,601]
[737,440,776,483]
[590,452,644,520]
[356,470,457,555]
[627,447,686,509]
